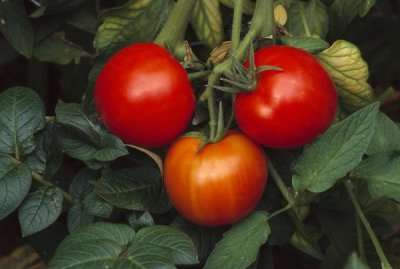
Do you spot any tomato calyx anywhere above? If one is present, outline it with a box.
[211,44,282,94]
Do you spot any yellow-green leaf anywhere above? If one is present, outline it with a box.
[191,0,224,49]
[219,0,255,15]
[317,40,375,112]
[94,0,173,54]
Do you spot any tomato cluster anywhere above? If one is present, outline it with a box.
[94,43,337,227]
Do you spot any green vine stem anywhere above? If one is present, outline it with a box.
[203,0,275,140]
[267,158,323,258]
[154,0,197,57]
[355,209,367,263]
[345,180,393,269]
[0,152,74,204]
[231,0,243,52]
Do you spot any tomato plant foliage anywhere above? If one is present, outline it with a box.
[0,0,399,269]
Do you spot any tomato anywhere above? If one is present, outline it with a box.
[94,43,195,148]
[234,45,337,149]
[163,131,268,227]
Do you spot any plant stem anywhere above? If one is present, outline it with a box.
[154,0,197,55]
[268,158,322,259]
[202,0,274,140]
[267,158,296,206]
[231,0,243,52]
[31,171,74,204]
[0,152,74,204]
[189,70,211,81]
[345,180,393,269]
[355,210,367,263]
[268,203,293,219]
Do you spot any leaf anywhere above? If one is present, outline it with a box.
[191,0,224,48]
[280,36,329,53]
[218,0,255,15]
[126,144,163,174]
[67,3,97,34]
[287,0,329,39]
[204,211,270,269]
[26,122,63,177]
[289,230,323,260]
[18,186,63,237]
[95,167,171,214]
[328,0,377,38]
[67,204,94,233]
[318,40,375,112]
[171,216,223,264]
[49,222,194,268]
[0,158,32,220]
[55,101,128,166]
[83,191,113,218]
[351,151,400,203]
[135,225,199,265]
[343,253,371,269]
[94,0,173,54]
[0,0,33,57]
[69,168,96,201]
[366,112,400,156]
[0,87,45,157]
[33,32,91,65]
[128,211,155,231]
[292,103,379,193]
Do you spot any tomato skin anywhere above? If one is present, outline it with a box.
[94,43,195,148]
[234,45,337,149]
[163,132,268,227]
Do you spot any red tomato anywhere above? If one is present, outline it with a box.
[94,43,195,148]
[234,45,337,149]
[163,132,268,227]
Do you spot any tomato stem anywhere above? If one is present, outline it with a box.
[203,0,274,141]
[345,180,393,269]
[154,0,197,57]
[268,158,323,259]
[355,208,367,263]
[188,70,211,81]
[231,0,243,53]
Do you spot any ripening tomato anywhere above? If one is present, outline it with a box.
[234,45,337,149]
[94,43,195,148]
[163,131,268,227]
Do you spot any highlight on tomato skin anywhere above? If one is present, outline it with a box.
[163,131,268,227]
[94,42,196,148]
[234,45,338,149]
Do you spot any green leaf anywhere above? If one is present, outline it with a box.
[351,151,400,203]
[191,0,224,48]
[18,186,63,237]
[26,122,63,177]
[366,112,400,156]
[31,0,87,17]
[318,40,375,112]
[83,191,113,218]
[49,222,188,269]
[219,0,255,15]
[67,3,97,34]
[67,203,94,233]
[94,0,173,54]
[0,0,33,57]
[204,211,270,269]
[0,87,45,157]
[280,36,329,53]
[343,253,371,269]
[289,230,323,260]
[292,103,379,193]
[128,211,155,231]
[55,101,128,166]
[69,168,96,201]
[135,225,199,265]
[287,0,329,39]
[328,0,377,38]
[95,167,171,214]
[0,158,32,220]
[33,31,91,65]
